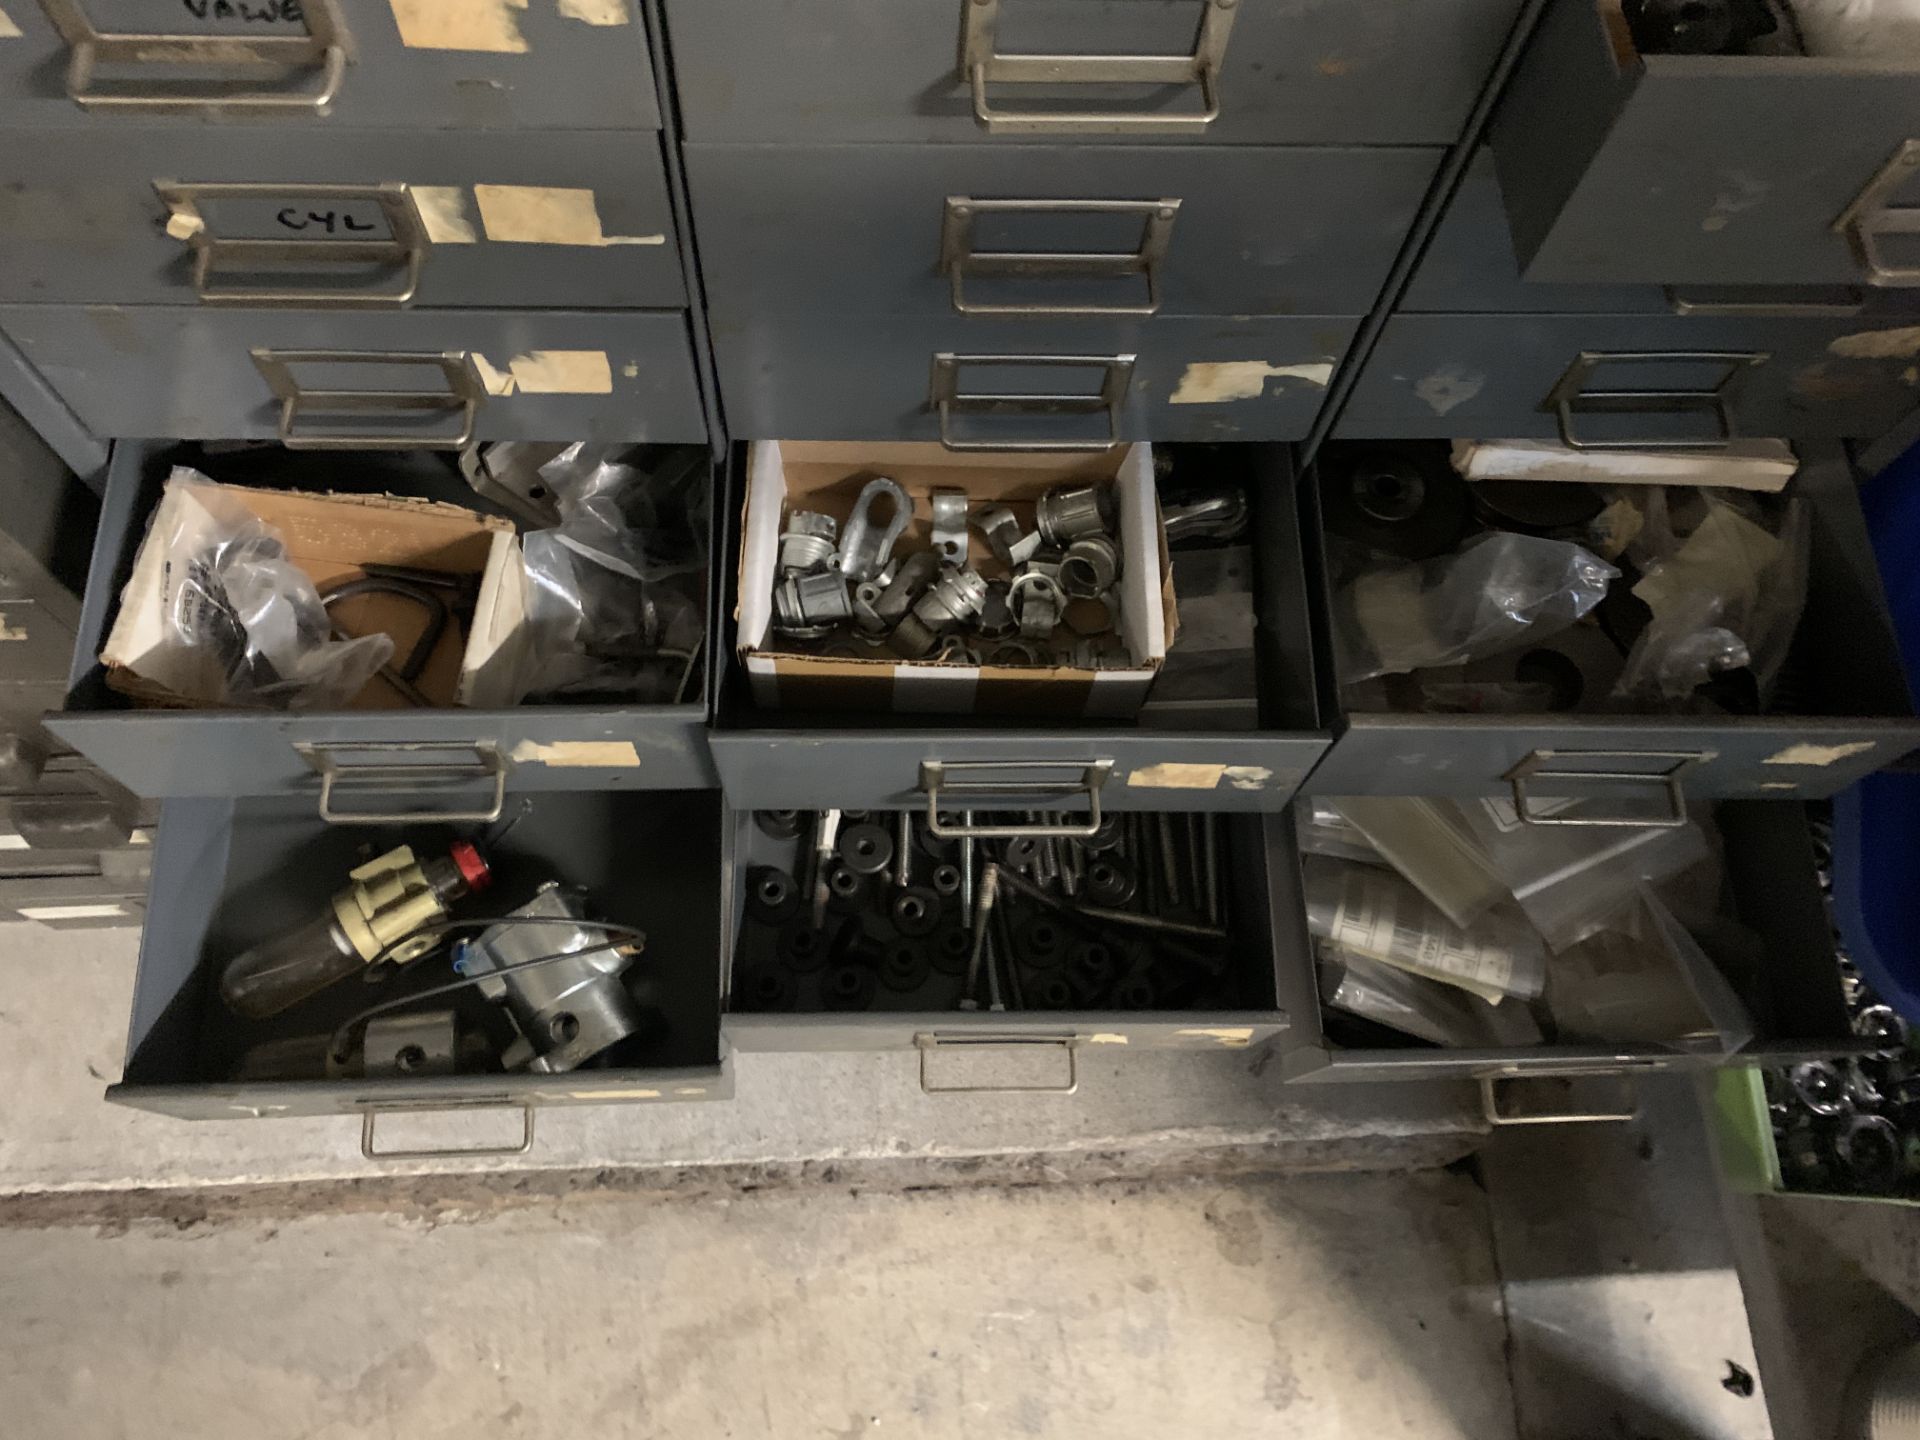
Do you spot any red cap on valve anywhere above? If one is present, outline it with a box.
[448,840,492,895]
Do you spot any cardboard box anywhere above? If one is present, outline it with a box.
[738,442,1174,718]
[103,479,532,711]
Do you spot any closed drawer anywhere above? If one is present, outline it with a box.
[0,871,147,928]
[0,0,659,131]
[711,442,1331,814]
[110,789,727,1121]
[1301,442,1920,802]
[47,440,717,802]
[709,312,1358,445]
[721,805,1291,1060]
[668,0,1522,146]
[1490,0,1920,289]
[1335,314,1920,444]
[1278,800,1863,1084]
[0,128,685,310]
[0,307,708,444]
[685,142,1440,320]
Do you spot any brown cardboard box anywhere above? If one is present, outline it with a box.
[738,442,1174,718]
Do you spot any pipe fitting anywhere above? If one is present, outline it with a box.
[778,510,839,574]
[1035,484,1112,546]
[1061,534,1120,598]
[773,569,854,639]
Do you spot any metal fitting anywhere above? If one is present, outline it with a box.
[1065,588,1120,637]
[891,567,987,658]
[930,488,969,564]
[778,510,839,574]
[1061,534,1119,598]
[972,505,1024,566]
[1035,484,1111,546]
[1790,1060,1849,1117]
[851,580,887,634]
[1009,571,1065,642]
[932,634,981,665]
[874,550,940,625]
[837,476,912,582]
[977,579,1015,639]
[988,639,1045,666]
[773,569,854,639]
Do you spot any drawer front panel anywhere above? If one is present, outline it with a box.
[686,142,1439,319]
[0,306,708,444]
[708,312,1358,444]
[0,129,685,309]
[0,0,659,131]
[668,0,1523,146]
[1335,313,1920,443]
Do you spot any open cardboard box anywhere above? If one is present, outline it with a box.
[738,442,1175,718]
[102,478,534,711]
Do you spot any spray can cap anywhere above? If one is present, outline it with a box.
[448,840,492,895]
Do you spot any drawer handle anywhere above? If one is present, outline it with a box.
[929,352,1134,452]
[294,741,509,826]
[1665,286,1867,318]
[916,1034,1080,1094]
[961,0,1239,135]
[1504,749,1706,829]
[1479,1074,1642,1127]
[941,196,1179,316]
[1543,349,1768,452]
[360,1102,535,1160]
[1833,139,1920,289]
[251,348,486,451]
[45,0,351,115]
[155,181,429,308]
[920,760,1113,839]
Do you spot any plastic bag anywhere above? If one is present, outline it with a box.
[1319,945,1543,1048]
[1333,532,1619,681]
[111,470,392,710]
[1328,796,1507,930]
[1294,800,1385,865]
[1795,0,1920,56]
[1545,888,1753,1051]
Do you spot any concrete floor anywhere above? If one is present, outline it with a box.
[0,1170,1516,1440]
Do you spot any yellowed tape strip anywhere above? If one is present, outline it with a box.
[411,186,479,245]
[557,0,630,23]
[508,739,641,767]
[0,8,23,40]
[388,0,529,53]
[473,184,665,247]
[1127,762,1225,790]
[472,350,615,397]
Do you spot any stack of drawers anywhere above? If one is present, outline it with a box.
[0,0,707,445]
[667,0,1524,445]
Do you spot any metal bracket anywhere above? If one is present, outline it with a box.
[920,761,1113,838]
[1833,139,1920,288]
[44,0,352,114]
[960,0,1239,135]
[250,348,486,451]
[360,1102,535,1160]
[940,196,1180,315]
[294,740,509,826]
[916,1033,1079,1094]
[1503,750,1708,829]
[1542,349,1767,451]
[930,352,1134,452]
[929,487,970,563]
[155,181,429,308]
[837,476,913,581]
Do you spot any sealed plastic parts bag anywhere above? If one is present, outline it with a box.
[1319,946,1543,1049]
[1795,0,1920,56]
[1333,532,1618,682]
[104,469,393,710]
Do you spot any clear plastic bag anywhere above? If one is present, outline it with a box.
[1295,800,1385,865]
[1328,796,1507,929]
[114,470,392,710]
[1612,492,1808,711]
[1795,0,1920,56]
[1319,945,1544,1048]
[1545,888,1753,1051]
[1334,532,1619,681]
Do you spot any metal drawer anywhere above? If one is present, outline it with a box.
[111,788,728,1122]
[1301,443,1920,802]
[720,805,1291,1060]
[1335,313,1920,445]
[667,0,1523,146]
[710,442,1331,815]
[707,312,1359,446]
[685,142,1440,320]
[1277,800,1862,1085]
[0,307,708,445]
[0,128,686,310]
[1490,0,1920,288]
[47,440,717,803]
[0,0,659,131]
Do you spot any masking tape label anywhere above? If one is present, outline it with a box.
[411,186,479,245]
[1169,360,1334,404]
[473,185,665,247]
[1128,762,1226,790]
[0,10,24,41]
[557,0,630,23]
[388,0,529,53]
[508,739,641,767]
[19,904,129,921]
[1762,741,1877,767]
[472,350,615,396]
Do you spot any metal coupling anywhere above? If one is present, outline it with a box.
[1009,570,1065,642]
[1061,534,1120,598]
[972,504,1024,566]
[1035,484,1111,546]
[773,570,854,639]
[890,567,986,659]
[851,579,888,634]
[778,510,839,574]
[930,487,969,564]
[873,549,940,624]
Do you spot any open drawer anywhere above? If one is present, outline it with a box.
[1491,0,1920,288]
[719,804,1292,1069]
[709,441,1330,815]
[1277,799,1866,1087]
[111,788,728,1123]
[47,440,717,804]
[1302,440,1920,804]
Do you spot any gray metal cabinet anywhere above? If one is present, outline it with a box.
[0,306,708,444]
[685,142,1441,319]
[0,128,686,310]
[48,440,718,803]
[111,791,729,1121]
[1301,445,1920,803]
[709,311,1357,444]
[721,807,1292,1057]
[0,0,660,131]
[667,0,1524,146]
[1490,0,1920,288]
[1335,312,1920,445]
